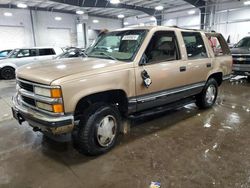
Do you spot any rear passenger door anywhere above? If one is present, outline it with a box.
[15,49,38,66]
[181,32,212,84]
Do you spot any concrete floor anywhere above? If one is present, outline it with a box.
[0,77,249,188]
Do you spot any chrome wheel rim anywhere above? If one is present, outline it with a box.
[96,115,117,147]
[205,85,216,105]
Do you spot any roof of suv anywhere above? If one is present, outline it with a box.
[116,26,205,33]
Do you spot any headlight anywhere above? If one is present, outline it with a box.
[34,87,62,98]
[36,102,64,113]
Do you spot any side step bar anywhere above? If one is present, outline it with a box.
[129,97,196,120]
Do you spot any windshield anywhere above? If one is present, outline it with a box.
[85,29,147,61]
[7,49,20,58]
[235,37,250,48]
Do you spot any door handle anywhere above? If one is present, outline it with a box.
[180,66,186,72]
[207,63,212,68]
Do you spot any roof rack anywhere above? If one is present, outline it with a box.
[168,25,217,33]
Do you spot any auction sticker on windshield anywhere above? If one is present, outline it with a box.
[122,35,139,40]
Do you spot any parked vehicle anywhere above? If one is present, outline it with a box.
[231,37,250,81]
[0,47,63,79]
[12,26,232,156]
[0,49,13,59]
[56,48,86,59]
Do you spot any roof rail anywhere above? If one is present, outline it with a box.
[168,25,217,33]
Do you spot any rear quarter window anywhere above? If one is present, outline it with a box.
[38,48,55,56]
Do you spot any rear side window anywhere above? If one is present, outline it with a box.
[206,33,231,56]
[182,32,208,60]
[38,48,55,56]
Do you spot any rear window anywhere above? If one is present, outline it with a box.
[206,33,231,56]
[182,32,208,60]
[38,48,55,56]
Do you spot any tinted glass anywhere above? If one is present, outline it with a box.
[145,31,180,63]
[39,48,55,56]
[182,32,208,59]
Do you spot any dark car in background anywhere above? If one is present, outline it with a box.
[0,49,12,59]
[56,47,86,59]
[231,37,250,81]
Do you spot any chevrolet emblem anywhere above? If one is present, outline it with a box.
[236,57,246,61]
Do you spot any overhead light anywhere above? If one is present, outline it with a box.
[55,16,62,21]
[155,5,164,11]
[118,14,125,18]
[4,12,12,17]
[124,22,129,25]
[17,3,27,8]
[110,0,120,4]
[244,1,250,5]
[93,19,99,23]
[76,10,84,15]
[188,10,196,15]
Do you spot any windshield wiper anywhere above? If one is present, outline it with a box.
[98,52,117,61]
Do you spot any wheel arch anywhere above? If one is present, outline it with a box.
[74,89,129,120]
[207,72,223,86]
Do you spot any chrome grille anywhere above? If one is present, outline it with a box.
[16,77,63,116]
[17,80,34,92]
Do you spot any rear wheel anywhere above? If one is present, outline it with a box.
[196,78,218,109]
[74,103,121,156]
[1,66,15,80]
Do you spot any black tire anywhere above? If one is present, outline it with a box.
[195,78,218,109]
[1,66,15,80]
[247,76,250,82]
[74,103,121,156]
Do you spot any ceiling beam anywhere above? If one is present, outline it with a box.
[182,0,206,29]
[49,0,157,15]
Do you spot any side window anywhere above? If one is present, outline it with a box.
[17,49,37,58]
[182,32,208,60]
[145,31,180,64]
[30,49,37,57]
[38,48,55,56]
[206,34,231,56]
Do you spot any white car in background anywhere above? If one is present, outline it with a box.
[0,47,63,80]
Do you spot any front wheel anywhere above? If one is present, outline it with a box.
[196,78,218,109]
[247,76,250,82]
[1,66,15,80]
[75,103,121,156]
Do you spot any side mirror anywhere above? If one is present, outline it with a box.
[139,54,148,66]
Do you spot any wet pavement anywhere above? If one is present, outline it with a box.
[0,76,249,188]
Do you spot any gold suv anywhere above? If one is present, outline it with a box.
[12,26,232,155]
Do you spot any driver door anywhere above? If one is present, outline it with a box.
[135,30,188,111]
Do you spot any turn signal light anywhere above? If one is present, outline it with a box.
[53,104,64,113]
[51,88,62,98]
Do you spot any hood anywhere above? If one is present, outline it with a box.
[231,47,250,55]
[16,57,129,85]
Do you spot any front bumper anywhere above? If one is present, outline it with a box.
[12,94,74,135]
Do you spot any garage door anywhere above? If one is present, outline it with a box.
[0,26,25,50]
[47,28,71,47]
